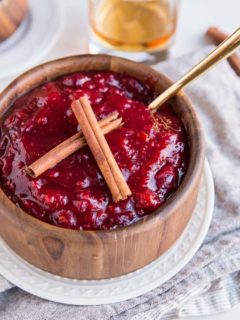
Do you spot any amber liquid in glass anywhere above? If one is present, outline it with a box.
[90,0,177,52]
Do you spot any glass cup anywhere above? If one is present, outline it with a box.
[88,0,178,64]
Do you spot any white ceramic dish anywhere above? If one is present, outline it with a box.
[0,159,214,305]
[0,0,64,79]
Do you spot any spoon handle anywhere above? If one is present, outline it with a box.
[149,27,240,111]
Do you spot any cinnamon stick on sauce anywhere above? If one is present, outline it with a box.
[71,98,131,202]
[26,111,122,178]
[206,27,240,76]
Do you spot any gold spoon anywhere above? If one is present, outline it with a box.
[149,27,240,111]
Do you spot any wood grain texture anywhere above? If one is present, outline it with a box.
[0,0,28,41]
[0,55,205,279]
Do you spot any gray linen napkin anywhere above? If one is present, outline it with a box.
[0,47,240,319]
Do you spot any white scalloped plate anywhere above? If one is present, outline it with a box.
[0,159,214,305]
[0,0,64,79]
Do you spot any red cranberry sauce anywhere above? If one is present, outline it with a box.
[0,71,189,230]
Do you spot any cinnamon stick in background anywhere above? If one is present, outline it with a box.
[72,98,131,202]
[26,111,122,178]
[206,27,240,76]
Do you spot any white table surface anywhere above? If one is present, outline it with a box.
[1,0,240,318]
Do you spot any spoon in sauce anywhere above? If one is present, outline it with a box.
[149,27,240,111]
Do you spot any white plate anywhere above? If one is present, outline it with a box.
[0,0,64,79]
[0,159,214,305]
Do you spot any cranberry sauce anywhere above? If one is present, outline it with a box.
[0,71,189,230]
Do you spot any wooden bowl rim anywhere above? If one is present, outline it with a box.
[0,0,27,8]
[0,54,205,236]
[0,0,28,18]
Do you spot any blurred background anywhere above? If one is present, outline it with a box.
[0,0,239,92]
[53,0,240,59]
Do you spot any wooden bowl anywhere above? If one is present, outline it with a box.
[0,55,205,280]
[0,0,28,42]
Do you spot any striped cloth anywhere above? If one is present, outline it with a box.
[0,46,240,319]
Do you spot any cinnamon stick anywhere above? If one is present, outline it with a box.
[26,111,122,178]
[72,98,131,202]
[206,27,240,76]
